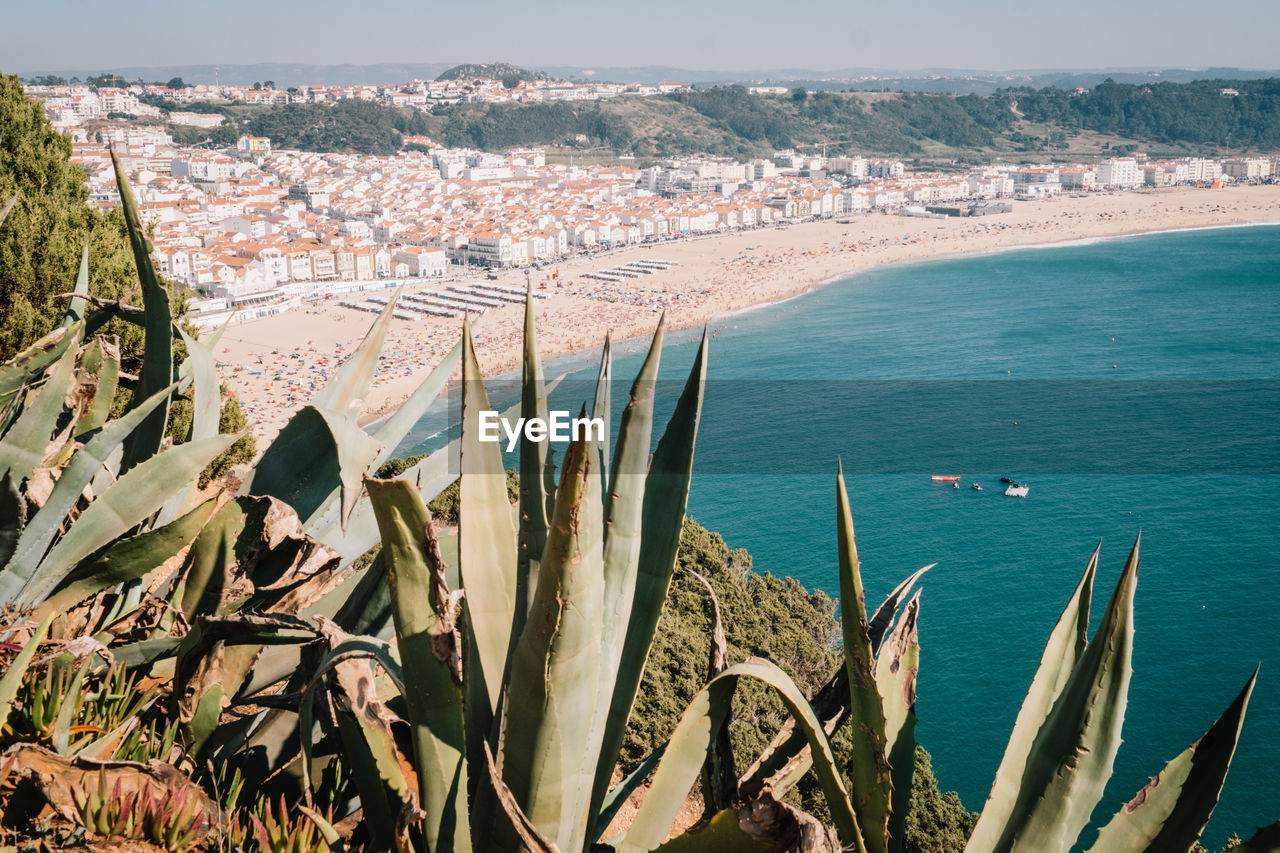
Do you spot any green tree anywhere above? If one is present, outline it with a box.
[502,73,522,90]
[791,86,808,103]
[0,73,161,364]
[166,77,187,90]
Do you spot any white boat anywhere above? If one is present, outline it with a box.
[1005,483,1029,497]
[971,482,982,491]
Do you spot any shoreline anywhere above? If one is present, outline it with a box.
[212,185,1280,443]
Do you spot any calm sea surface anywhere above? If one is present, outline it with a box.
[400,224,1280,844]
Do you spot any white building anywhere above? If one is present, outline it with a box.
[1096,158,1143,188]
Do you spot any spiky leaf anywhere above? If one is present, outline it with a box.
[965,544,1099,852]
[500,421,605,851]
[1086,668,1257,853]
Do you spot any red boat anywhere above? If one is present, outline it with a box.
[930,475,961,482]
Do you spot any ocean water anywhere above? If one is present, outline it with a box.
[401,224,1280,844]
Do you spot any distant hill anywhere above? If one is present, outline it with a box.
[15,62,1279,93]
[436,63,551,83]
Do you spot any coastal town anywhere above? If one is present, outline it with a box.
[20,75,1278,327]
[13,75,1280,440]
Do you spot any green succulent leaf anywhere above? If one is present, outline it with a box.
[500,422,605,852]
[0,329,82,483]
[965,543,1099,852]
[0,612,54,710]
[366,477,471,853]
[982,537,1138,853]
[586,320,663,823]
[60,242,90,330]
[243,405,381,530]
[1086,668,1257,853]
[311,285,404,418]
[515,287,550,641]
[591,332,706,837]
[875,592,920,853]
[5,382,178,586]
[458,318,518,715]
[0,324,81,414]
[111,147,173,474]
[35,499,218,619]
[73,335,121,437]
[837,464,893,853]
[11,431,239,608]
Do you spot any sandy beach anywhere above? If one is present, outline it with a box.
[213,185,1280,443]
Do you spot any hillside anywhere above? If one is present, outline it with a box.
[428,77,1280,162]
[436,62,551,82]
[125,76,1280,160]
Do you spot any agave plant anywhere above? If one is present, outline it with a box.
[1,151,1277,853]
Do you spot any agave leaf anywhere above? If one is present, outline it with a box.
[34,499,218,620]
[243,405,381,530]
[687,566,736,811]
[312,285,404,418]
[10,432,239,608]
[1086,668,1257,853]
[0,331,82,483]
[740,563,933,800]
[6,382,178,583]
[458,319,518,714]
[836,464,892,853]
[984,536,1138,853]
[875,593,920,853]
[590,332,706,835]
[596,743,668,838]
[0,471,23,568]
[74,335,121,437]
[59,242,91,330]
[366,477,471,852]
[739,666,850,801]
[0,613,54,710]
[515,287,550,641]
[155,328,222,526]
[617,658,864,853]
[1237,821,1280,853]
[176,328,220,443]
[309,642,413,853]
[964,543,1099,852]
[483,742,560,853]
[868,564,933,653]
[582,322,665,821]
[499,420,605,851]
[111,148,173,474]
[0,324,81,414]
[593,333,612,487]
[371,337,461,468]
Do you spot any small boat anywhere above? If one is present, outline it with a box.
[1005,483,1030,497]
[931,475,961,482]
[971,482,982,491]
[1000,476,1015,484]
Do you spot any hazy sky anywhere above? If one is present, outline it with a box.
[5,0,1279,73]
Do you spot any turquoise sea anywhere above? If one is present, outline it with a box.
[401,224,1280,845]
